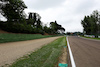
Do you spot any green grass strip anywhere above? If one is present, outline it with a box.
[81,36,100,40]
[0,33,59,43]
[9,37,66,67]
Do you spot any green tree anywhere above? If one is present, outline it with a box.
[92,10,100,35]
[81,10,100,35]
[0,0,27,22]
[27,12,34,25]
[43,25,51,34]
[27,12,42,28]
[50,21,65,34]
[50,21,58,34]
[27,12,43,34]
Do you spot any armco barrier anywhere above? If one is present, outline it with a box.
[84,35,100,38]
[66,37,76,67]
[84,35,95,38]
[98,36,100,38]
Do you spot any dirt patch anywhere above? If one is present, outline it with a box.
[56,47,67,67]
[0,36,61,66]
[0,29,9,33]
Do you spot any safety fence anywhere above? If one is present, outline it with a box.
[84,35,100,38]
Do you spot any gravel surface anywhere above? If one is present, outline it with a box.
[68,36,100,67]
[0,37,60,66]
[59,47,67,64]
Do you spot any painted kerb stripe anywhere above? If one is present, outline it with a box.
[66,37,76,67]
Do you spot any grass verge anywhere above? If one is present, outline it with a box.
[0,33,59,43]
[81,36,100,40]
[9,37,66,67]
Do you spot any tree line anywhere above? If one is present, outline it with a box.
[0,0,65,34]
[81,10,100,36]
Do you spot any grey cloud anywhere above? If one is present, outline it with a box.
[0,14,3,19]
[24,0,66,10]
[74,0,97,14]
[24,0,100,32]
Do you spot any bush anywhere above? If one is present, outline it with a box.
[95,35,98,38]
[0,21,45,34]
[0,22,34,33]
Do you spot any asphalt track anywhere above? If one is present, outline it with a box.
[68,36,100,67]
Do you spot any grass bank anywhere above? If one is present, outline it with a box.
[0,33,59,43]
[81,36,100,40]
[9,37,66,67]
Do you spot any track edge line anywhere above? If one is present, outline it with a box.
[66,36,76,67]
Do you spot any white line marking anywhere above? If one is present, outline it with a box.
[67,36,76,67]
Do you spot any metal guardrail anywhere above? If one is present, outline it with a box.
[84,35,95,38]
[66,37,76,67]
[98,36,100,38]
[84,35,100,38]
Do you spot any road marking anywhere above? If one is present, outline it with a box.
[66,36,76,67]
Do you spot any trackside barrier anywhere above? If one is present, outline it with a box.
[98,36,100,38]
[84,35,95,38]
[66,37,76,67]
[84,35,100,38]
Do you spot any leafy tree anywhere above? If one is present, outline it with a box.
[50,21,58,34]
[28,12,42,27]
[36,19,42,28]
[0,0,65,34]
[27,12,34,25]
[92,10,100,35]
[81,10,100,35]
[27,12,43,33]
[28,12,33,19]
[50,21,65,34]
[43,25,51,34]
[0,0,27,22]
[27,12,36,25]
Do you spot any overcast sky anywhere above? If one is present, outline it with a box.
[0,0,100,32]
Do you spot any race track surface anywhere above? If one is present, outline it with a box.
[68,36,100,67]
